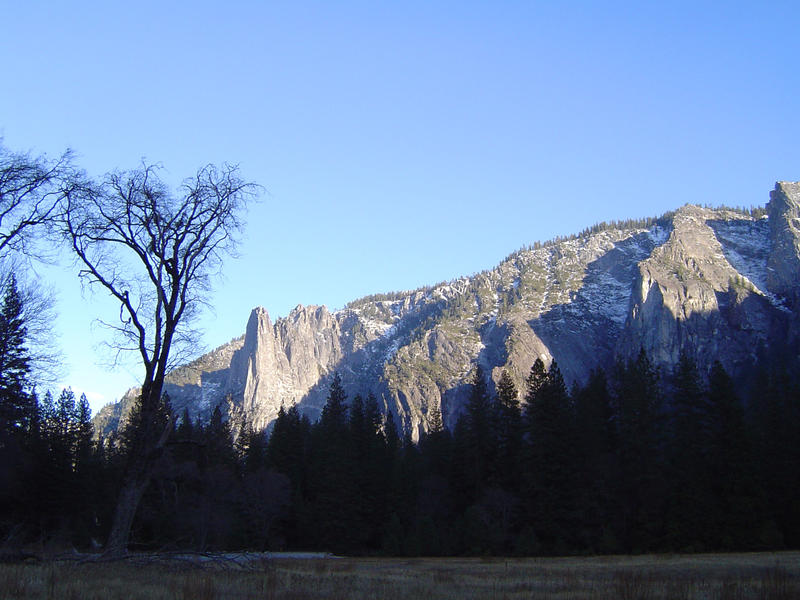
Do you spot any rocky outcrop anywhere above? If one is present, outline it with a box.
[767,182,800,307]
[95,182,800,440]
[618,205,778,372]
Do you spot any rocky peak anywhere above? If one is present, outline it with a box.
[767,182,800,305]
[621,205,738,366]
[243,306,272,344]
[95,183,800,439]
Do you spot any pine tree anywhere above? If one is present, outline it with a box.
[307,374,360,552]
[384,409,400,459]
[748,355,800,547]
[204,405,235,468]
[494,370,522,492]
[0,274,33,437]
[241,422,268,474]
[364,393,383,439]
[349,394,366,448]
[75,393,93,464]
[462,365,495,499]
[320,372,348,433]
[268,405,302,481]
[523,360,577,552]
[265,404,309,548]
[525,358,547,410]
[612,349,665,552]
[380,408,403,541]
[54,387,79,454]
[185,404,237,550]
[349,393,391,550]
[0,278,35,540]
[705,361,760,548]
[573,368,618,552]
[177,407,193,438]
[665,352,713,550]
[72,393,99,545]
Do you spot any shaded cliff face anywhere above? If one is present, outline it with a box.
[95,183,800,440]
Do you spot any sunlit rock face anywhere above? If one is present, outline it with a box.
[96,182,800,441]
[618,204,780,373]
[767,182,800,306]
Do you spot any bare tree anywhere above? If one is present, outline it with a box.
[0,143,73,392]
[62,162,257,556]
[0,143,72,259]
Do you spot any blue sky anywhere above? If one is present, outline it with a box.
[2,1,799,413]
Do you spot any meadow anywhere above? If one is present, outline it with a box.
[0,551,798,599]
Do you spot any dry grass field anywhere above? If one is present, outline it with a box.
[0,551,798,599]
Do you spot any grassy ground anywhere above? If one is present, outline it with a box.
[0,551,798,599]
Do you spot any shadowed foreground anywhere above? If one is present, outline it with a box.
[0,552,798,599]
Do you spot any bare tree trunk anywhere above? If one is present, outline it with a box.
[103,394,173,557]
[60,162,255,556]
[104,478,149,557]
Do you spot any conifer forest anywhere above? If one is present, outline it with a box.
[3,333,799,556]
[0,142,798,559]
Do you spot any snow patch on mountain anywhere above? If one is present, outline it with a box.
[710,218,769,288]
[94,192,800,440]
[707,217,787,308]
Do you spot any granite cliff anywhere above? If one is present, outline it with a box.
[95,182,800,440]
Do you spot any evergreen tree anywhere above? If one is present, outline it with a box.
[393,431,425,555]
[203,405,235,468]
[384,409,400,459]
[176,407,194,440]
[572,368,618,552]
[306,374,360,552]
[612,350,666,552]
[75,393,94,467]
[421,402,452,480]
[523,360,577,552]
[665,352,713,550]
[380,408,405,551]
[73,393,99,545]
[268,405,306,487]
[54,387,79,454]
[0,274,33,437]
[243,423,268,474]
[320,372,348,433]
[748,355,800,547]
[494,370,523,492]
[192,405,237,549]
[349,393,366,446]
[462,365,495,498]
[267,406,314,547]
[705,361,760,548]
[525,358,547,412]
[365,393,384,442]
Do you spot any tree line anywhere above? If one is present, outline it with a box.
[0,141,797,556]
[2,266,798,555]
[0,141,256,555]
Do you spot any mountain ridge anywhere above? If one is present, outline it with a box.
[95,183,800,440]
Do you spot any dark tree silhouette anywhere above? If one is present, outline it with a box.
[666,352,713,549]
[463,365,494,496]
[61,162,256,555]
[524,360,577,552]
[612,350,665,552]
[0,275,33,437]
[0,143,72,258]
[494,369,522,492]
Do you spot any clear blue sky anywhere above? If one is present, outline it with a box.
[2,1,799,413]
